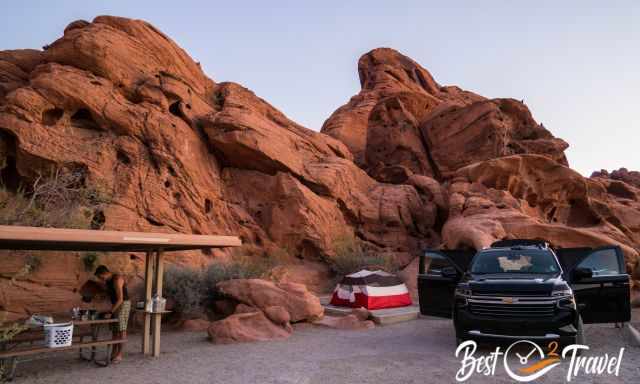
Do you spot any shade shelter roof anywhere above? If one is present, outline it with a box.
[0,225,241,252]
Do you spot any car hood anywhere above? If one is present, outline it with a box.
[466,273,562,296]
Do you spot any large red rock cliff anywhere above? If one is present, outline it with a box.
[0,17,638,318]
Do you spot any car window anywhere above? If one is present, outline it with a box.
[576,248,622,276]
[470,250,559,274]
[425,252,455,276]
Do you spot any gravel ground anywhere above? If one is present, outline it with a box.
[9,311,640,384]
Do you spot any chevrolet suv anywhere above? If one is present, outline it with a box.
[418,240,631,346]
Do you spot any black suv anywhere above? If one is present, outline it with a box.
[418,240,631,346]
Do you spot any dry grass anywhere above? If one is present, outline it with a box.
[330,233,397,276]
[0,168,110,229]
[164,249,278,317]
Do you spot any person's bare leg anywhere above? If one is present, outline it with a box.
[111,331,122,361]
[113,331,125,361]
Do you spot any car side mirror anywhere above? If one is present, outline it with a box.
[442,266,458,278]
[573,267,593,281]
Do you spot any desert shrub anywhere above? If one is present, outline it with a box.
[163,266,207,316]
[330,233,397,276]
[82,252,100,272]
[164,251,278,315]
[24,255,42,274]
[0,168,110,229]
[204,254,273,296]
[0,313,26,382]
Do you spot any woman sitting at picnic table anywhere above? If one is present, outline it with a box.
[94,265,130,363]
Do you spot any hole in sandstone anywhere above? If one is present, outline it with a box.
[0,156,20,191]
[42,108,64,126]
[546,206,557,222]
[164,180,171,188]
[90,210,106,230]
[145,216,164,226]
[204,198,212,214]
[186,104,192,110]
[70,108,100,130]
[201,248,212,256]
[169,101,182,117]
[116,150,131,165]
[173,192,181,200]
[167,166,177,177]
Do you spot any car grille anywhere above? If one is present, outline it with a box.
[468,296,556,319]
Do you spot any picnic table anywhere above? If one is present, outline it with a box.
[0,317,127,381]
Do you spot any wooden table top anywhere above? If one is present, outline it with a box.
[1,317,117,332]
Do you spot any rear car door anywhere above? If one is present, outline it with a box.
[418,249,475,318]
[556,246,630,324]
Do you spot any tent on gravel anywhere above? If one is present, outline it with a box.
[330,270,412,310]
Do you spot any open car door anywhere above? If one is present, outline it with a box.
[418,249,476,318]
[556,246,631,324]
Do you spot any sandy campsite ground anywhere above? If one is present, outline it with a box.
[10,310,640,384]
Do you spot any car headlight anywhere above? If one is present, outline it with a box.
[557,297,576,309]
[455,286,472,297]
[551,286,572,298]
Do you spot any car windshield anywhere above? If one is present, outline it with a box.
[470,249,560,274]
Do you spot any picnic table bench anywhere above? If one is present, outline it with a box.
[0,318,126,381]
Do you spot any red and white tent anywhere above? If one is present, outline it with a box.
[330,270,412,310]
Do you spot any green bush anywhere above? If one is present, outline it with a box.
[0,319,26,382]
[82,252,100,272]
[24,255,42,274]
[163,266,207,316]
[204,254,273,296]
[330,233,396,276]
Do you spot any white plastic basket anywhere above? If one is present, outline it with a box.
[44,322,73,348]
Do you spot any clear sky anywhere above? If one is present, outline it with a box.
[1,1,638,175]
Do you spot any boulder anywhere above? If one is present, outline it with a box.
[207,310,291,344]
[217,279,323,322]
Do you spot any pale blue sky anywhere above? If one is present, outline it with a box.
[1,1,638,175]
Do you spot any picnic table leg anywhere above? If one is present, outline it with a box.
[0,356,17,381]
[90,324,99,361]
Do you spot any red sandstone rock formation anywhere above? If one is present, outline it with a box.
[0,17,638,319]
[592,168,640,190]
[322,48,569,180]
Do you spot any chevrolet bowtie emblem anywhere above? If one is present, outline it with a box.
[502,297,515,304]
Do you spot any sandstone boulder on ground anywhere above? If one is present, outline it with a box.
[216,279,323,322]
[207,310,291,344]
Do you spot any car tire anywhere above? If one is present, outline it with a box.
[567,315,585,356]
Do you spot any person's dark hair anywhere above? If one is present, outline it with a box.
[94,265,110,277]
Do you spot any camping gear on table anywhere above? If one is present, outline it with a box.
[151,295,166,312]
[44,322,73,348]
[24,315,53,327]
[330,269,412,310]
